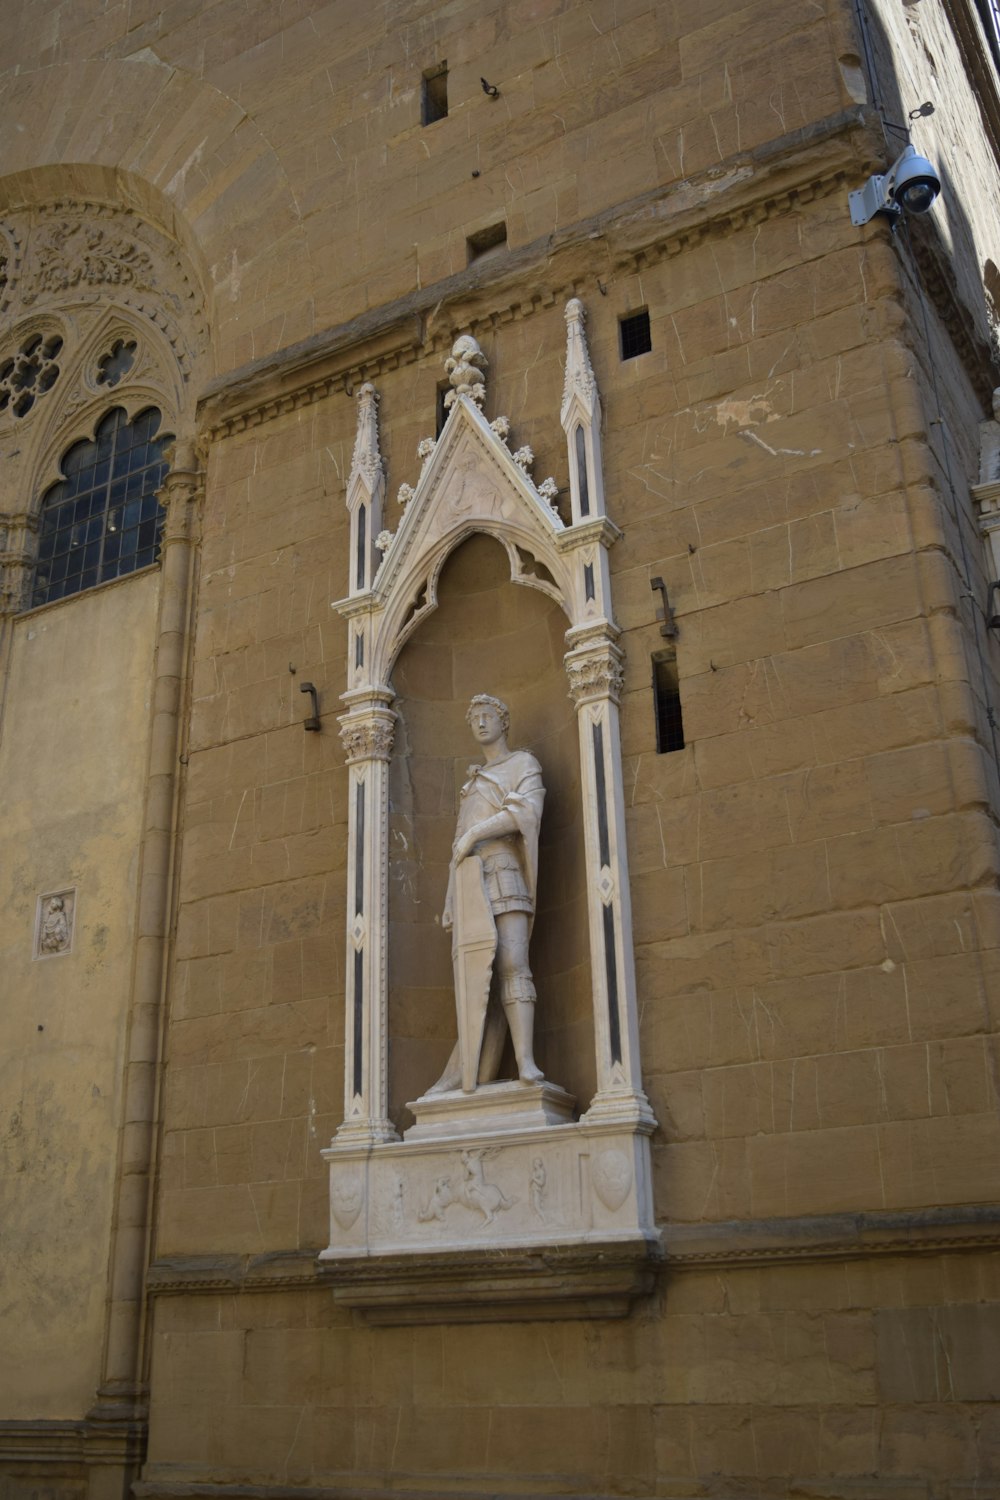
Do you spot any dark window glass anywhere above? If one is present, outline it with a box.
[653,653,685,754]
[31,406,172,608]
[620,309,652,361]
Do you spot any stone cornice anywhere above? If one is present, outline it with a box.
[146,1249,319,1295]
[0,1415,145,1467]
[662,1203,1000,1267]
[902,218,1000,406]
[145,1203,1000,1298]
[197,108,879,442]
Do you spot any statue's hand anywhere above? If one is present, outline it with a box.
[452,830,478,864]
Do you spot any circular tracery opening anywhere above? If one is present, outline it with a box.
[0,333,63,417]
[96,338,138,388]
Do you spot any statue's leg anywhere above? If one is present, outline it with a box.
[476,994,507,1082]
[495,912,543,1084]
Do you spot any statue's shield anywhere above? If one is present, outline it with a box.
[452,855,497,1092]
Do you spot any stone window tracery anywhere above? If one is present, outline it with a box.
[0,332,63,418]
[96,338,137,388]
[31,405,173,608]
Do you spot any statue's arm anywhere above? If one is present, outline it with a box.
[452,808,518,864]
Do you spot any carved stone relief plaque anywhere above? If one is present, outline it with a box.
[34,888,76,958]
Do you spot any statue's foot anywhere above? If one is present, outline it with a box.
[426,1070,461,1096]
[518,1063,544,1086]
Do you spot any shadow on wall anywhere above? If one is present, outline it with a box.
[386,532,592,1133]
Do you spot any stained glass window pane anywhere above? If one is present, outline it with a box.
[31,407,173,608]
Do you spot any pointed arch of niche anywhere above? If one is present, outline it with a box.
[0,198,208,614]
[323,306,660,1322]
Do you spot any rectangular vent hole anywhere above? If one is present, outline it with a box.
[467,221,507,263]
[653,651,684,754]
[422,63,448,124]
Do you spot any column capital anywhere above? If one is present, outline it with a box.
[339,706,396,764]
[157,444,204,545]
[565,638,625,708]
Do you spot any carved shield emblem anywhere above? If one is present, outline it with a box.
[331,1171,364,1230]
[593,1149,632,1212]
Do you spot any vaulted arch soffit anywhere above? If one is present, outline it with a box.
[0,192,207,514]
[0,56,312,372]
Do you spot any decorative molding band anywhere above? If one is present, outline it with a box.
[146,1250,320,1295]
[145,1204,1000,1298]
[135,1484,701,1500]
[0,1415,145,1468]
[662,1203,1000,1267]
[903,225,999,407]
[197,109,878,442]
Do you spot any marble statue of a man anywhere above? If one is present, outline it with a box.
[429,695,546,1093]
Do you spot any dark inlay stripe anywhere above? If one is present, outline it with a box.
[593,720,610,868]
[602,903,622,1065]
[355,783,365,917]
[355,630,364,669]
[575,424,590,516]
[353,950,364,1096]
[584,562,595,602]
[356,505,366,590]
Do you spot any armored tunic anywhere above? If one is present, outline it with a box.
[444,749,545,929]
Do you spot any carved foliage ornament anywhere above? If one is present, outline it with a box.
[339,713,396,763]
[566,647,625,705]
[22,219,156,307]
[0,204,209,380]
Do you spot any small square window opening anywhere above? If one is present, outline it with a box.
[467,221,507,264]
[422,64,448,124]
[620,310,652,361]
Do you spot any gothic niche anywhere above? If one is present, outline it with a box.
[321,304,660,1323]
[388,534,592,1129]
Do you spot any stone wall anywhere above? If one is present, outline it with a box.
[0,572,159,1417]
[1,1,998,1497]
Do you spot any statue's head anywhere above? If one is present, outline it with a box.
[466,694,510,733]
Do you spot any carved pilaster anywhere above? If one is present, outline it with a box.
[565,624,654,1128]
[0,510,39,614]
[337,700,398,1147]
[561,299,605,525]
[346,383,385,597]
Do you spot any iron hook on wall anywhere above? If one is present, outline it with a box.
[650,576,678,639]
[300,681,322,731]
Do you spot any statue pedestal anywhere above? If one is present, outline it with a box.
[405,1079,575,1140]
[319,1086,661,1323]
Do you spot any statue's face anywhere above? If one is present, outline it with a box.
[469,702,505,745]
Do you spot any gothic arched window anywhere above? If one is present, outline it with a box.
[31,406,173,608]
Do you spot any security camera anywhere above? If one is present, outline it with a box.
[849,144,941,226]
